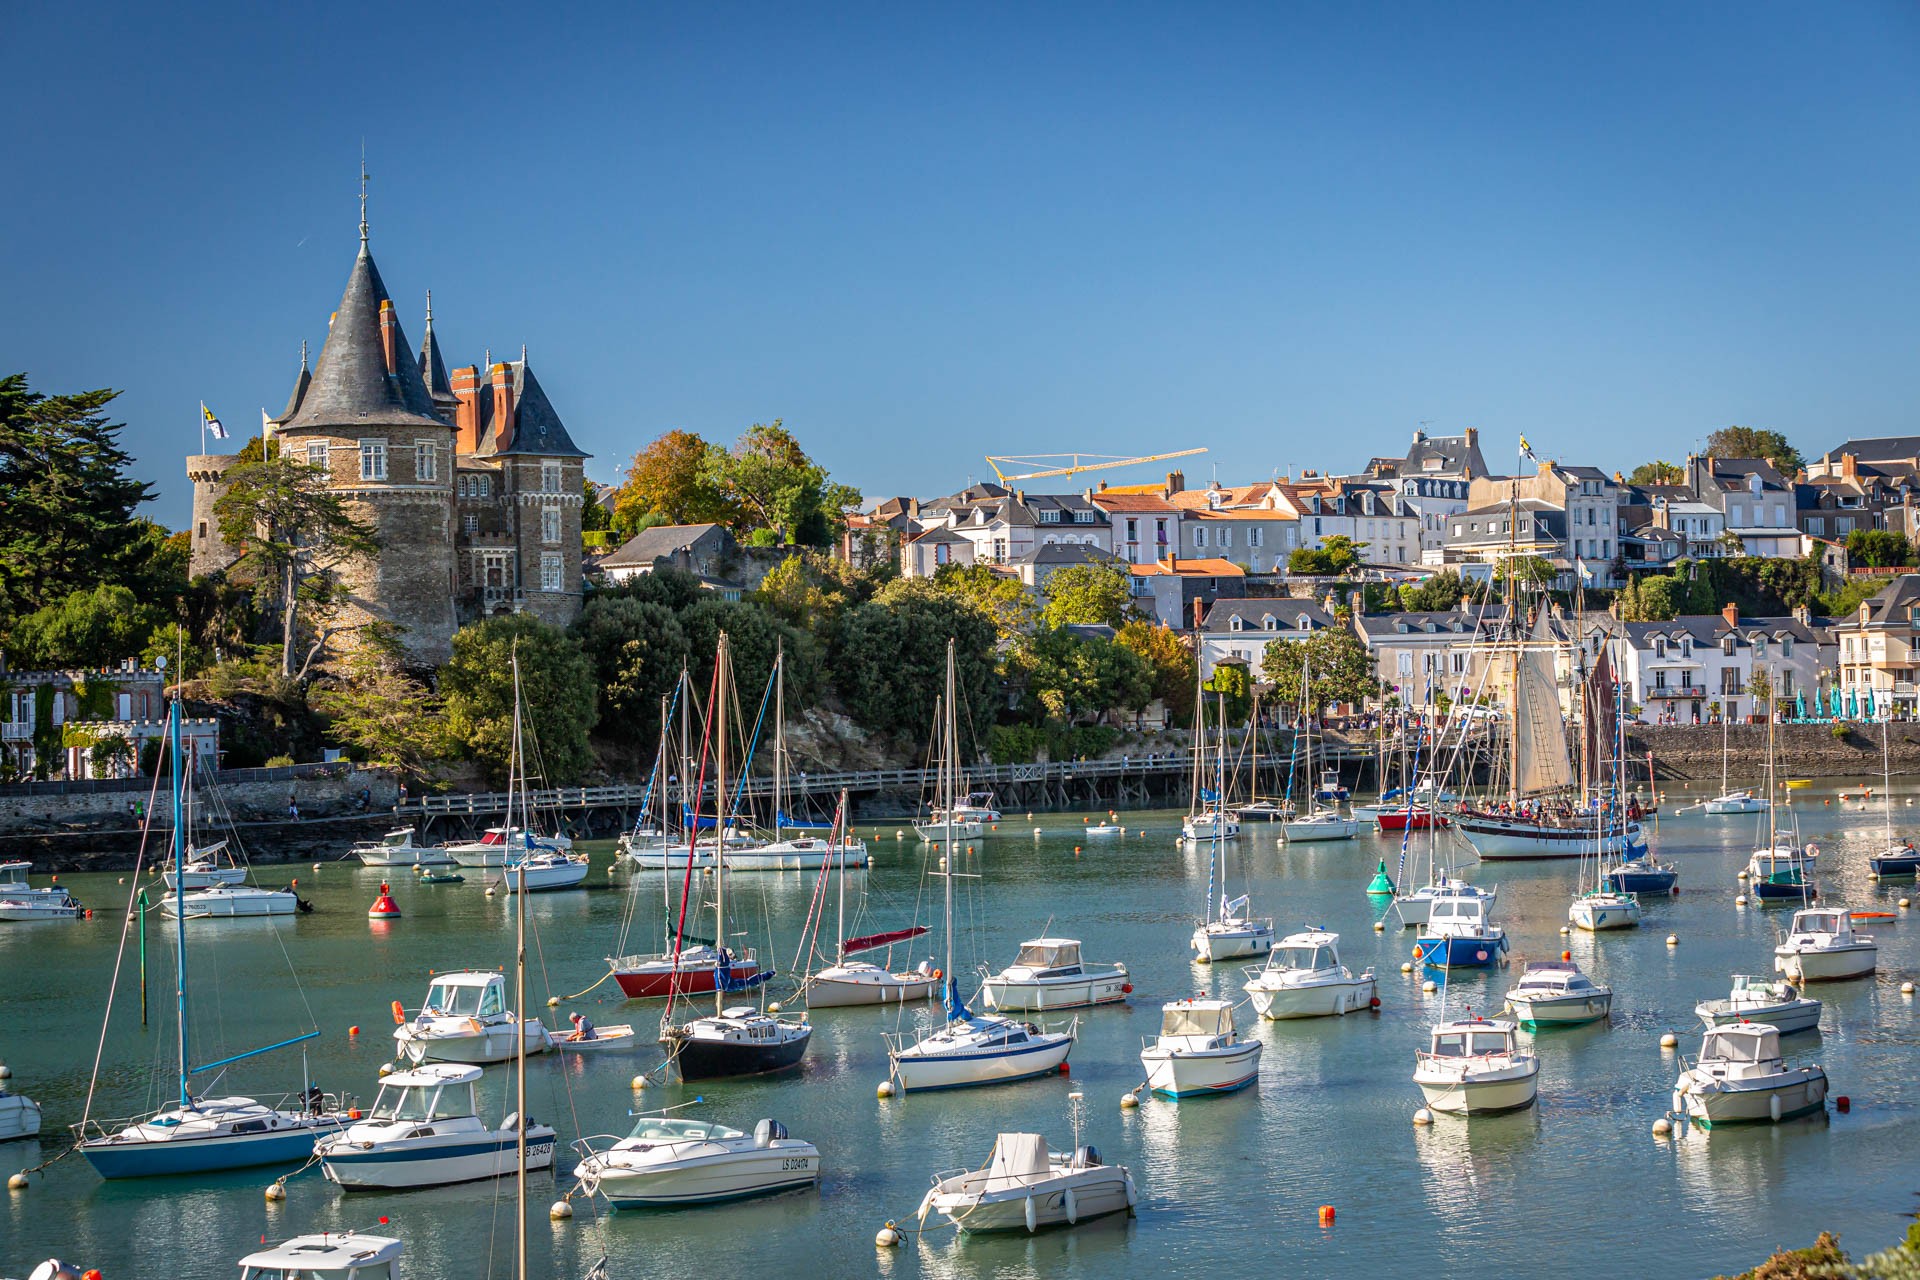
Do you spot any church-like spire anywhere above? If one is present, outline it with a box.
[282,230,444,433]
[359,150,370,246]
[418,290,452,401]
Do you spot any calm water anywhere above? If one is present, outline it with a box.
[5,781,1920,1279]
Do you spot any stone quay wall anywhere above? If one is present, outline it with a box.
[1627,723,1920,783]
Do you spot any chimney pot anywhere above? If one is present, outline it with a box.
[378,300,398,375]
[1722,602,1739,630]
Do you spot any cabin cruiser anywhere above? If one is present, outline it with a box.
[1695,975,1822,1034]
[1703,788,1768,814]
[662,1006,812,1080]
[392,971,553,1065]
[1236,798,1294,822]
[316,1063,554,1190]
[572,1114,820,1208]
[1671,1024,1827,1128]
[236,1231,403,1280]
[1140,999,1262,1096]
[1774,907,1877,983]
[1413,1017,1539,1115]
[353,828,451,868]
[980,938,1129,1012]
[1181,809,1240,841]
[161,840,248,890]
[610,945,764,1000]
[917,816,985,842]
[1569,887,1641,932]
[939,792,1003,823]
[620,830,754,870]
[1415,893,1509,968]
[1280,808,1361,842]
[0,862,84,920]
[723,834,870,872]
[495,850,590,892]
[1503,961,1612,1028]
[160,884,300,918]
[916,1132,1135,1233]
[444,826,572,868]
[0,1084,41,1141]
[1243,930,1376,1019]
[1313,769,1350,802]
[1393,878,1496,928]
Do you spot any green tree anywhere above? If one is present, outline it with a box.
[1018,628,1153,724]
[931,563,1037,640]
[1706,426,1804,477]
[1201,661,1252,728]
[1398,571,1470,612]
[678,597,819,709]
[1496,555,1556,592]
[1288,534,1366,575]
[442,615,598,785]
[1115,621,1196,724]
[610,429,737,534]
[1846,528,1912,569]
[1627,461,1685,486]
[581,476,612,532]
[213,450,381,678]
[0,375,156,619]
[6,584,160,669]
[1039,561,1134,629]
[832,579,998,742]
[311,651,452,783]
[705,421,862,546]
[1261,622,1378,710]
[571,596,692,730]
[604,565,706,612]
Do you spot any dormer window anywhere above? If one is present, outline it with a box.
[1230,616,1244,632]
[1655,638,1667,658]
[1039,509,1061,523]
[1781,637,1792,657]
[1681,638,1692,657]
[1722,636,1735,656]
[1263,614,1277,630]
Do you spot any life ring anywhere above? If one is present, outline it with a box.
[391,1000,405,1025]
[932,968,942,981]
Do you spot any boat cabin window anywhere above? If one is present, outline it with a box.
[1015,943,1080,969]
[1796,911,1843,933]
[424,981,501,1018]
[1470,1032,1510,1054]
[624,1117,743,1142]
[375,1080,473,1122]
[1704,1033,1769,1063]
[1160,1006,1231,1038]
[1276,945,1332,971]
[242,1265,391,1280]
[1431,1032,1469,1057]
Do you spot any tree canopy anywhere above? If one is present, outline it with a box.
[5,584,160,670]
[1846,528,1912,569]
[571,596,692,732]
[1017,628,1153,724]
[1627,460,1684,485]
[1706,426,1803,478]
[1288,534,1365,575]
[1039,561,1134,629]
[1114,621,1195,724]
[442,614,599,786]
[930,563,1037,640]
[705,421,861,547]
[830,579,998,745]
[610,429,737,534]
[1397,571,1473,613]
[311,649,452,783]
[1261,621,1378,710]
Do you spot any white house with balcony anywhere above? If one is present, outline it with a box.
[1089,490,1182,565]
[1197,599,1337,678]
[1584,605,1830,723]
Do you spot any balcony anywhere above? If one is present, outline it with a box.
[1643,684,1703,701]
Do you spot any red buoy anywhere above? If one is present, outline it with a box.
[368,883,401,920]
[1120,983,1134,994]
[1837,1096,1851,1112]
[1318,1205,1336,1225]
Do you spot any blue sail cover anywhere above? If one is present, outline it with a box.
[1199,787,1220,803]
[715,949,771,992]
[775,811,835,831]
[943,973,972,1022]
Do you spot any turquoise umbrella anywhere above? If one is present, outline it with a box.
[1795,690,1806,720]
[1866,688,1877,720]
[1831,688,1845,718]
[1847,687,1859,720]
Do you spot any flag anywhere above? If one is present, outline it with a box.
[201,402,228,440]
[261,407,273,432]
[1518,435,1537,462]
[1576,557,1594,585]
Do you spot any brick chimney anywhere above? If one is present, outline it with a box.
[490,363,515,452]
[451,365,482,453]
[1843,453,1859,480]
[1464,426,1479,448]
[1722,602,1739,630]
[1193,598,1205,628]
[1166,471,1185,496]
[378,299,398,374]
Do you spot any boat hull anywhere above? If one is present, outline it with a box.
[1376,811,1449,832]
[80,1121,341,1179]
[394,1019,552,1065]
[925,1168,1134,1233]
[610,959,762,1000]
[1456,815,1635,860]
[1569,896,1642,932]
[356,849,455,867]
[1247,974,1376,1020]
[891,1035,1073,1092]
[1282,819,1361,842]
[1508,992,1612,1028]
[1414,1063,1539,1115]
[1775,946,1876,983]
[803,971,938,1007]
[1674,1071,1827,1127]
[0,1094,41,1142]
[1415,933,1507,968]
[321,1126,557,1189]
[590,1151,821,1208]
[980,972,1129,1012]
[670,1032,811,1081]
[1141,1041,1262,1097]
[1608,866,1678,894]
[1191,923,1274,962]
[160,889,297,918]
[1870,853,1920,877]
[1697,1001,1822,1035]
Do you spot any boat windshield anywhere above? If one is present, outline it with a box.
[373,1080,474,1122]
[0,866,26,889]
[424,981,502,1018]
[1431,1029,1510,1056]
[1703,1032,1770,1063]
[1160,1005,1231,1037]
[623,1117,744,1142]
[1794,911,1844,934]
[1276,946,1332,971]
[243,1265,391,1280]
[1014,943,1079,969]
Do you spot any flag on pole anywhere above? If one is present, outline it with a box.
[201,402,228,440]
[261,408,272,432]
[1518,435,1537,462]
[1576,557,1594,585]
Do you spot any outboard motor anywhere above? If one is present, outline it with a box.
[27,1262,85,1280]
[754,1119,788,1147]
[1075,1145,1101,1168]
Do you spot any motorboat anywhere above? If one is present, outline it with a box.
[1413,1017,1539,1116]
[316,1063,555,1190]
[0,1085,41,1141]
[392,971,553,1065]
[1503,961,1612,1028]
[160,884,300,918]
[615,826,668,858]
[917,816,984,842]
[236,1231,403,1280]
[723,835,870,872]
[1140,998,1262,1096]
[1607,857,1678,895]
[1181,808,1240,841]
[1569,888,1642,932]
[161,840,248,890]
[494,850,590,893]
[916,1132,1135,1233]
[353,827,452,867]
[1671,1024,1827,1128]
[1083,822,1123,836]
[662,1005,813,1080]
[79,1094,349,1178]
[0,889,84,921]
[1280,808,1361,842]
[1747,843,1813,904]
[1236,799,1294,823]
[937,791,1003,823]
[609,944,764,1000]
[445,826,572,868]
[1695,975,1822,1034]
[980,938,1129,1012]
[1243,930,1377,1019]
[1191,892,1275,963]
[0,862,82,915]
[1393,878,1495,928]
[1415,893,1509,969]
[1313,769,1350,802]
[572,1115,820,1209]
[1774,906,1877,983]
[1703,789,1768,815]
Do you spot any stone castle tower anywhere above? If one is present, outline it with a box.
[187,222,589,664]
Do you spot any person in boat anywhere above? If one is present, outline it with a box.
[304,1084,327,1115]
[569,1013,598,1042]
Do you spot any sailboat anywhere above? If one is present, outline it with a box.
[1192,691,1275,962]
[1702,712,1768,813]
[727,647,870,872]
[660,634,813,1079]
[1182,662,1240,841]
[1236,693,1293,822]
[799,791,937,1007]
[1869,716,1920,877]
[886,640,1076,1092]
[1570,646,1642,932]
[1280,657,1359,842]
[77,698,349,1178]
[1747,689,1814,905]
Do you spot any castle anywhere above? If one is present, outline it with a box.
[188,217,589,664]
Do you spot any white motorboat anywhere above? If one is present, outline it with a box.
[353,827,451,867]
[160,884,300,918]
[1695,975,1822,1034]
[1192,892,1275,963]
[393,971,553,1065]
[980,938,1129,1012]
[1503,960,1612,1028]
[1569,888,1641,932]
[316,1063,555,1190]
[494,851,590,893]
[162,840,249,890]
[953,792,1004,822]
[1182,809,1240,841]
[1083,823,1123,836]
[0,862,81,914]
[1393,878,1495,928]
[1774,906,1877,983]
[918,816,985,842]
[0,1085,42,1141]
[1243,929,1376,1019]
[723,835,869,872]
[445,826,572,868]
[1671,1024,1828,1128]
[916,1131,1135,1233]
[1281,809,1361,842]
[572,1114,820,1208]
[1413,1017,1539,1116]
[0,889,83,921]
[1703,789,1767,814]
[1235,799,1293,823]
[236,1231,403,1280]
[1140,998,1262,1097]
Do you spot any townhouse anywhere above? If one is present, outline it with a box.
[1196,598,1338,679]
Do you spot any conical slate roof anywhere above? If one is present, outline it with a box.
[475,358,588,458]
[418,295,453,400]
[276,342,312,423]
[282,244,448,433]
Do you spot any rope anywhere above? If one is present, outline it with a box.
[80,762,165,1135]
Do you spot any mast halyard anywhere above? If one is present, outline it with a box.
[510,650,528,1280]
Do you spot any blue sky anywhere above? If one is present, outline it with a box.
[7,3,1920,525]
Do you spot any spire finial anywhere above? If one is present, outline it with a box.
[424,289,433,323]
[359,143,370,245]
[520,343,528,365]
[300,339,309,370]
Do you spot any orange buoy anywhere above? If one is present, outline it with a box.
[348,1026,360,1037]
[1562,950,1571,962]
[1318,1205,1336,1225]
[369,883,401,920]
[391,1000,406,1024]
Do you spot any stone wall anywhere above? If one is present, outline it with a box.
[1627,722,1920,782]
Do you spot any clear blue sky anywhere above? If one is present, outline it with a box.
[8,3,1920,526]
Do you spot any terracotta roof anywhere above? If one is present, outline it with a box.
[1089,492,1178,513]
[1130,558,1244,577]
[1185,507,1296,521]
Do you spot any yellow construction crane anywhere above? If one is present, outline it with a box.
[984,448,1207,486]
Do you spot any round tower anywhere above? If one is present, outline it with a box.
[186,453,241,578]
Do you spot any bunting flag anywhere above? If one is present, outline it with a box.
[1518,434,1537,462]
[201,401,228,440]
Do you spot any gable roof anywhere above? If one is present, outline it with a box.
[1089,492,1179,514]
[600,523,727,568]
[1824,436,1920,464]
[1202,599,1335,631]
[474,358,588,458]
[1130,558,1244,578]
[282,242,448,433]
[1840,574,1920,627]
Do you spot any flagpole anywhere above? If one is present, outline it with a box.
[199,401,206,455]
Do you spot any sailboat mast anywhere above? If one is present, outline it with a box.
[509,652,527,1280]
[714,635,732,1020]
[835,788,848,956]
[1212,690,1225,922]
[659,693,672,916]
[774,642,786,843]
[942,640,957,1010]
[169,697,189,1108]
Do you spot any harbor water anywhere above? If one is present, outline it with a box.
[5,780,1920,1278]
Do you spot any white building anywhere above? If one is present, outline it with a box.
[1197,599,1337,679]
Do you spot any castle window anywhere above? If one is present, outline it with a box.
[477,475,491,498]
[305,444,328,470]
[416,442,438,483]
[464,515,478,536]
[542,507,561,545]
[359,440,387,482]
[541,461,562,494]
[541,552,564,592]
[198,521,207,539]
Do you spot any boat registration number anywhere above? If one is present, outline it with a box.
[530,1142,554,1159]
[781,1158,812,1171]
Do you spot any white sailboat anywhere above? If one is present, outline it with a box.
[1191,690,1274,962]
[1182,662,1240,841]
[887,641,1075,1092]
[1280,657,1359,842]
[799,790,937,1008]
[1702,713,1768,813]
